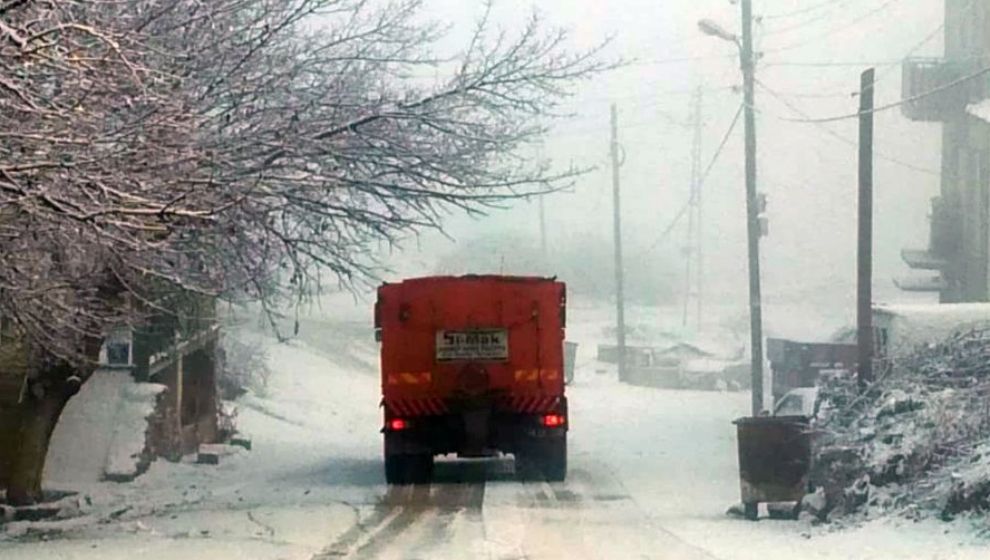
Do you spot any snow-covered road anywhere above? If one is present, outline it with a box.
[310,457,722,560]
[3,310,989,559]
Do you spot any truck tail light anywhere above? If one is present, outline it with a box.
[542,414,566,428]
[388,418,410,431]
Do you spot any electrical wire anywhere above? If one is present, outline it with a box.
[576,85,738,112]
[629,54,736,67]
[768,64,990,124]
[755,79,945,178]
[761,0,980,94]
[849,0,980,91]
[764,59,902,68]
[759,0,905,56]
[757,0,887,37]
[699,104,745,186]
[636,103,745,257]
[761,0,846,21]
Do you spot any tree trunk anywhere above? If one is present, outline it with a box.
[6,371,81,506]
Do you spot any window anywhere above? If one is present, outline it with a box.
[102,327,133,367]
[105,342,131,366]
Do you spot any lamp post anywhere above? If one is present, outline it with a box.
[699,2,765,416]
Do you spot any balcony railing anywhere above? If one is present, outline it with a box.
[901,57,980,121]
[901,249,948,271]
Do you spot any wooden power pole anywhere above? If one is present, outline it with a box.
[683,87,704,329]
[610,104,627,382]
[536,141,548,257]
[741,0,765,415]
[857,68,876,390]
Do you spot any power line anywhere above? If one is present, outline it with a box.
[761,0,979,94]
[630,54,736,67]
[576,85,738,111]
[761,0,846,21]
[699,104,745,185]
[755,79,943,178]
[858,0,980,89]
[764,59,901,68]
[757,0,885,37]
[770,64,990,124]
[637,103,745,257]
[759,87,859,100]
[760,0,905,55]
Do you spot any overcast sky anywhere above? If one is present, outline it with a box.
[383,0,948,336]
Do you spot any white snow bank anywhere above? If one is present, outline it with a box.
[104,383,166,480]
[44,370,165,486]
[44,370,131,486]
[967,99,990,124]
[874,303,990,356]
[5,326,379,557]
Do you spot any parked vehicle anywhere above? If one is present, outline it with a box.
[767,338,856,404]
[772,387,821,419]
[376,275,568,484]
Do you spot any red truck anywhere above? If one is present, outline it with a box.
[376,275,568,484]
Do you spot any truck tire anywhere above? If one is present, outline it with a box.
[385,454,434,485]
[516,437,567,482]
[541,437,567,482]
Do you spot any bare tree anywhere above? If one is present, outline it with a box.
[0,0,610,504]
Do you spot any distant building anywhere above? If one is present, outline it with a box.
[900,0,990,302]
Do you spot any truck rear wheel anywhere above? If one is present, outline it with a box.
[542,438,567,482]
[516,437,567,482]
[385,454,434,485]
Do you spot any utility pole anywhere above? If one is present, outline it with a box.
[683,87,704,329]
[536,141,548,257]
[610,104,627,382]
[538,197,548,257]
[741,0,765,416]
[857,69,876,391]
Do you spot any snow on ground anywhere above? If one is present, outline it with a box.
[967,99,990,124]
[105,383,167,480]
[3,301,989,559]
[44,369,136,485]
[575,370,990,559]
[2,322,386,560]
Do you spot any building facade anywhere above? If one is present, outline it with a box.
[901,0,990,302]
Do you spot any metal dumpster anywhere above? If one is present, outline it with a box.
[733,415,813,520]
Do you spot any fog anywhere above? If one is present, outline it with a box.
[385,0,947,338]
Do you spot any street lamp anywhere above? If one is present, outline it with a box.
[697,19,738,45]
[699,2,766,417]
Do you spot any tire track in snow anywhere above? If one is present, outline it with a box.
[314,479,488,559]
[314,458,727,560]
[311,486,420,558]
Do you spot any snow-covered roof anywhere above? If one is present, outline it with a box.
[682,357,742,374]
[874,302,990,323]
[654,342,714,358]
[874,303,990,353]
[967,99,990,124]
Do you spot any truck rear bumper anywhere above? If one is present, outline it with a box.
[384,399,568,458]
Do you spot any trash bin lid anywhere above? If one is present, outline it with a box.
[733,415,810,426]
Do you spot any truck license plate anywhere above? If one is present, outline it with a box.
[436,329,509,362]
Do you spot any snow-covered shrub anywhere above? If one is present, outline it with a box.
[811,328,990,521]
[217,334,271,400]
